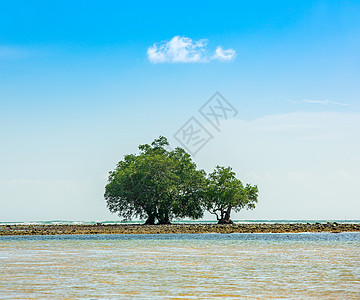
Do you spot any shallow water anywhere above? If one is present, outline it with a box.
[1,233,359,299]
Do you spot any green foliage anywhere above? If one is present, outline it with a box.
[105,136,206,224]
[203,166,258,224]
[105,137,259,225]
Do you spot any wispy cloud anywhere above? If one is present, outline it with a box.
[0,46,23,58]
[211,46,236,61]
[302,99,350,106]
[289,99,350,106]
[147,36,236,63]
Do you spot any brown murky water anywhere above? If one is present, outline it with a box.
[1,233,359,299]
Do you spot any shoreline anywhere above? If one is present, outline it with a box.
[1,222,360,236]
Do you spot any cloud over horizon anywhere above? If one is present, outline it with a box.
[147,36,236,63]
[196,111,360,220]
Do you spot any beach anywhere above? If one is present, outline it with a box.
[1,222,359,236]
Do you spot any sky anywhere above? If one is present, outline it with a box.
[0,0,359,222]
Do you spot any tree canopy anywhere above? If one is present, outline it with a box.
[105,137,258,224]
[104,136,206,224]
[203,166,258,224]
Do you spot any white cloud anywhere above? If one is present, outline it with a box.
[147,36,208,63]
[211,46,236,61]
[302,99,350,106]
[147,36,236,63]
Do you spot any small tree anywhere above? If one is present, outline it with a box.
[204,166,258,224]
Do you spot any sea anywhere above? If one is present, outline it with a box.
[1,219,360,226]
[0,223,359,299]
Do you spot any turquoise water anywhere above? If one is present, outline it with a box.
[1,233,359,299]
[1,219,360,225]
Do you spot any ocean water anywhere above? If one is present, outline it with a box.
[1,233,359,299]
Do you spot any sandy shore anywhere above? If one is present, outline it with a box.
[1,222,359,236]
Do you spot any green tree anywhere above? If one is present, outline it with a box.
[104,136,206,224]
[204,166,258,224]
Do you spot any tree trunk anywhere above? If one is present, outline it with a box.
[157,209,171,225]
[224,205,232,221]
[157,212,171,225]
[217,218,233,224]
[145,214,155,225]
[217,206,233,224]
[157,217,171,225]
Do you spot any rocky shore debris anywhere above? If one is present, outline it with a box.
[0,223,359,236]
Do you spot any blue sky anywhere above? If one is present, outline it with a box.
[1,0,359,221]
